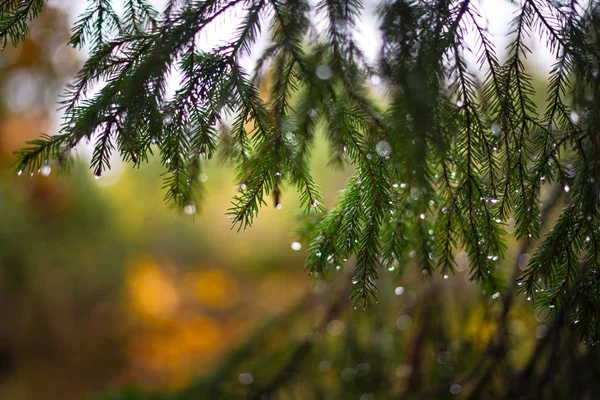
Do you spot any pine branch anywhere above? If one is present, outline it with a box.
[5,0,600,341]
[0,0,43,48]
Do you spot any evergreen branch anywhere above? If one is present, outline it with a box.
[123,0,158,34]
[306,207,344,276]
[0,0,43,48]
[13,134,73,175]
[226,0,265,60]
[7,0,600,341]
[69,0,124,49]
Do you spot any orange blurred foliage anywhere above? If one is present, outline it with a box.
[124,257,246,387]
[128,315,223,388]
[126,257,180,322]
[186,269,240,310]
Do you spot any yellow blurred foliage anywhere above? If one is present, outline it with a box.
[187,269,240,310]
[122,258,310,387]
[126,257,180,322]
[465,305,496,352]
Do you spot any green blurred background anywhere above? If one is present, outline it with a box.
[0,5,579,400]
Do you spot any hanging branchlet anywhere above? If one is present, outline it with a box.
[69,0,124,50]
[0,0,44,48]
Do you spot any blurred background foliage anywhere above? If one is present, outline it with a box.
[0,4,599,400]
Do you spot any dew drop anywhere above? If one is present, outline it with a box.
[450,384,461,394]
[238,373,253,385]
[17,169,23,176]
[240,183,247,190]
[327,320,345,335]
[564,184,570,193]
[319,361,331,371]
[291,241,302,251]
[375,140,392,158]
[370,74,381,86]
[492,292,501,299]
[456,99,464,108]
[307,108,318,118]
[184,203,196,215]
[396,315,412,330]
[94,173,101,180]
[316,64,333,80]
[394,286,404,295]
[490,197,498,204]
[419,213,426,220]
[40,165,51,177]
[276,203,283,210]
[443,274,448,280]
[491,122,501,136]
[570,110,579,124]
[341,368,356,381]
[536,324,548,338]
